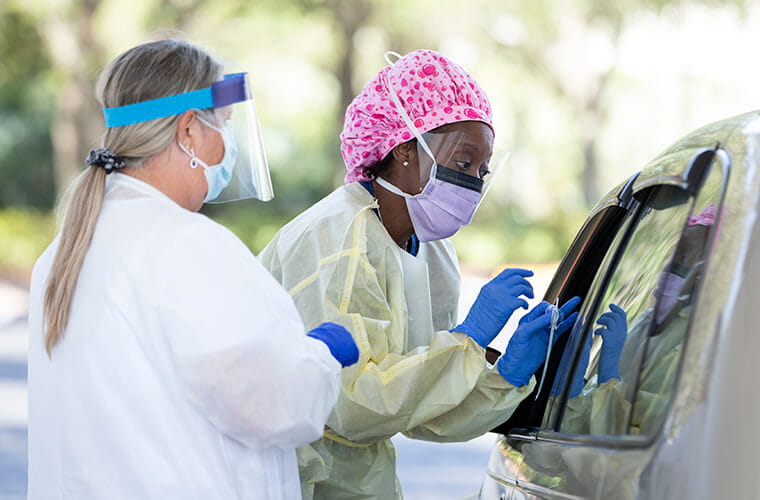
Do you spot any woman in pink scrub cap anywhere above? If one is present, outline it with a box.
[259,49,578,499]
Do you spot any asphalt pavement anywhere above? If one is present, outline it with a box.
[0,281,27,500]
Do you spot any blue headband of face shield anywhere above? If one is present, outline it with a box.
[102,73,250,128]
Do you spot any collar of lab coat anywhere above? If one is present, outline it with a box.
[106,172,181,207]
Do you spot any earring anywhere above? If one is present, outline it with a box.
[403,161,409,167]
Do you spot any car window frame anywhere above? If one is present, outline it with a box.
[491,173,639,435]
[508,147,731,451]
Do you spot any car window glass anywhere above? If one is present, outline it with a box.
[558,185,695,436]
[542,207,639,429]
[628,165,722,435]
[556,164,722,437]
[498,202,636,434]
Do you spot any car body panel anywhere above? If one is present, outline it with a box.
[480,110,760,499]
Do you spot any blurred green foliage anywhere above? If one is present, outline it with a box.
[0,8,55,209]
[0,209,55,275]
[208,203,293,255]
[1,0,758,278]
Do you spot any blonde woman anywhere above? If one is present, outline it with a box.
[27,39,358,499]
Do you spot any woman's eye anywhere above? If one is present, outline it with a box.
[456,160,472,171]
[480,165,491,178]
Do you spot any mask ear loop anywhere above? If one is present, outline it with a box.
[384,51,403,65]
[177,110,220,170]
[383,52,437,165]
[177,141,208,169]
[197,113,225,134]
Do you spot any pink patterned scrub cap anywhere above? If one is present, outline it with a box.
[688,204,716,227]
[340,49,494,183]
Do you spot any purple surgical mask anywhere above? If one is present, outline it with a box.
[375,165,481,241]
[378,72,485,241]
[654,271,687,323]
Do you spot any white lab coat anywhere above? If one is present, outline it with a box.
[27,173,341,499]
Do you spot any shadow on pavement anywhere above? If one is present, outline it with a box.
[0,361,26,382]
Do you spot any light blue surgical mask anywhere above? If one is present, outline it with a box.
[179,115,238,203]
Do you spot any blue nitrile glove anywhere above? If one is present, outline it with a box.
[452,268,535,348]
[594,304,627,384]
[497,297,581,387]
[307,322,360,367]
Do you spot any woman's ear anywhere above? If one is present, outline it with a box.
[391,140,416,167]
[387,141,423,193]
[176,110,198,148]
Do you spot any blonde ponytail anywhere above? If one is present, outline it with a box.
[42,38,222,355]
[43,167,107,354]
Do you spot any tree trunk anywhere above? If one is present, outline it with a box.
[50,74,102,197]
[43,1,104,199]
[581,134,599,207]
[327,0,372,131]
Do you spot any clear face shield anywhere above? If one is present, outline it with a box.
[413,130,500,200]
[102,73,273,203]
[381,69,503,209]
[374,128,504,242]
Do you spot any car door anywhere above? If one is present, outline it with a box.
[480,176,640,500]
[481,144,730,499]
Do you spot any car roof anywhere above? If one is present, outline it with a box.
[595,109,760,213]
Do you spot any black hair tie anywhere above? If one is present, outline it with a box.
[85,148,127,174]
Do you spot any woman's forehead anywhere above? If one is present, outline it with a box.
[432,121,493,147]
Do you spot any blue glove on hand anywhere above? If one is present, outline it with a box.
[594,304,627,384]
[452,268,535,348]
[307,322,360,368]
[497,297,581,387]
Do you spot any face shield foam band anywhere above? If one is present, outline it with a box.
[103,71,274,203]
[435,164,483,193]
[102,73,250,128]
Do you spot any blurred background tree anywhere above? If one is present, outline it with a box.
[0,5,55,209]
[1,0,758,279]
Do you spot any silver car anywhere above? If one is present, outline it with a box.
[479,111,760,500]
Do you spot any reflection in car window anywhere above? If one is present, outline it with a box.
[630,167,722,435]
[558,165,722,437]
